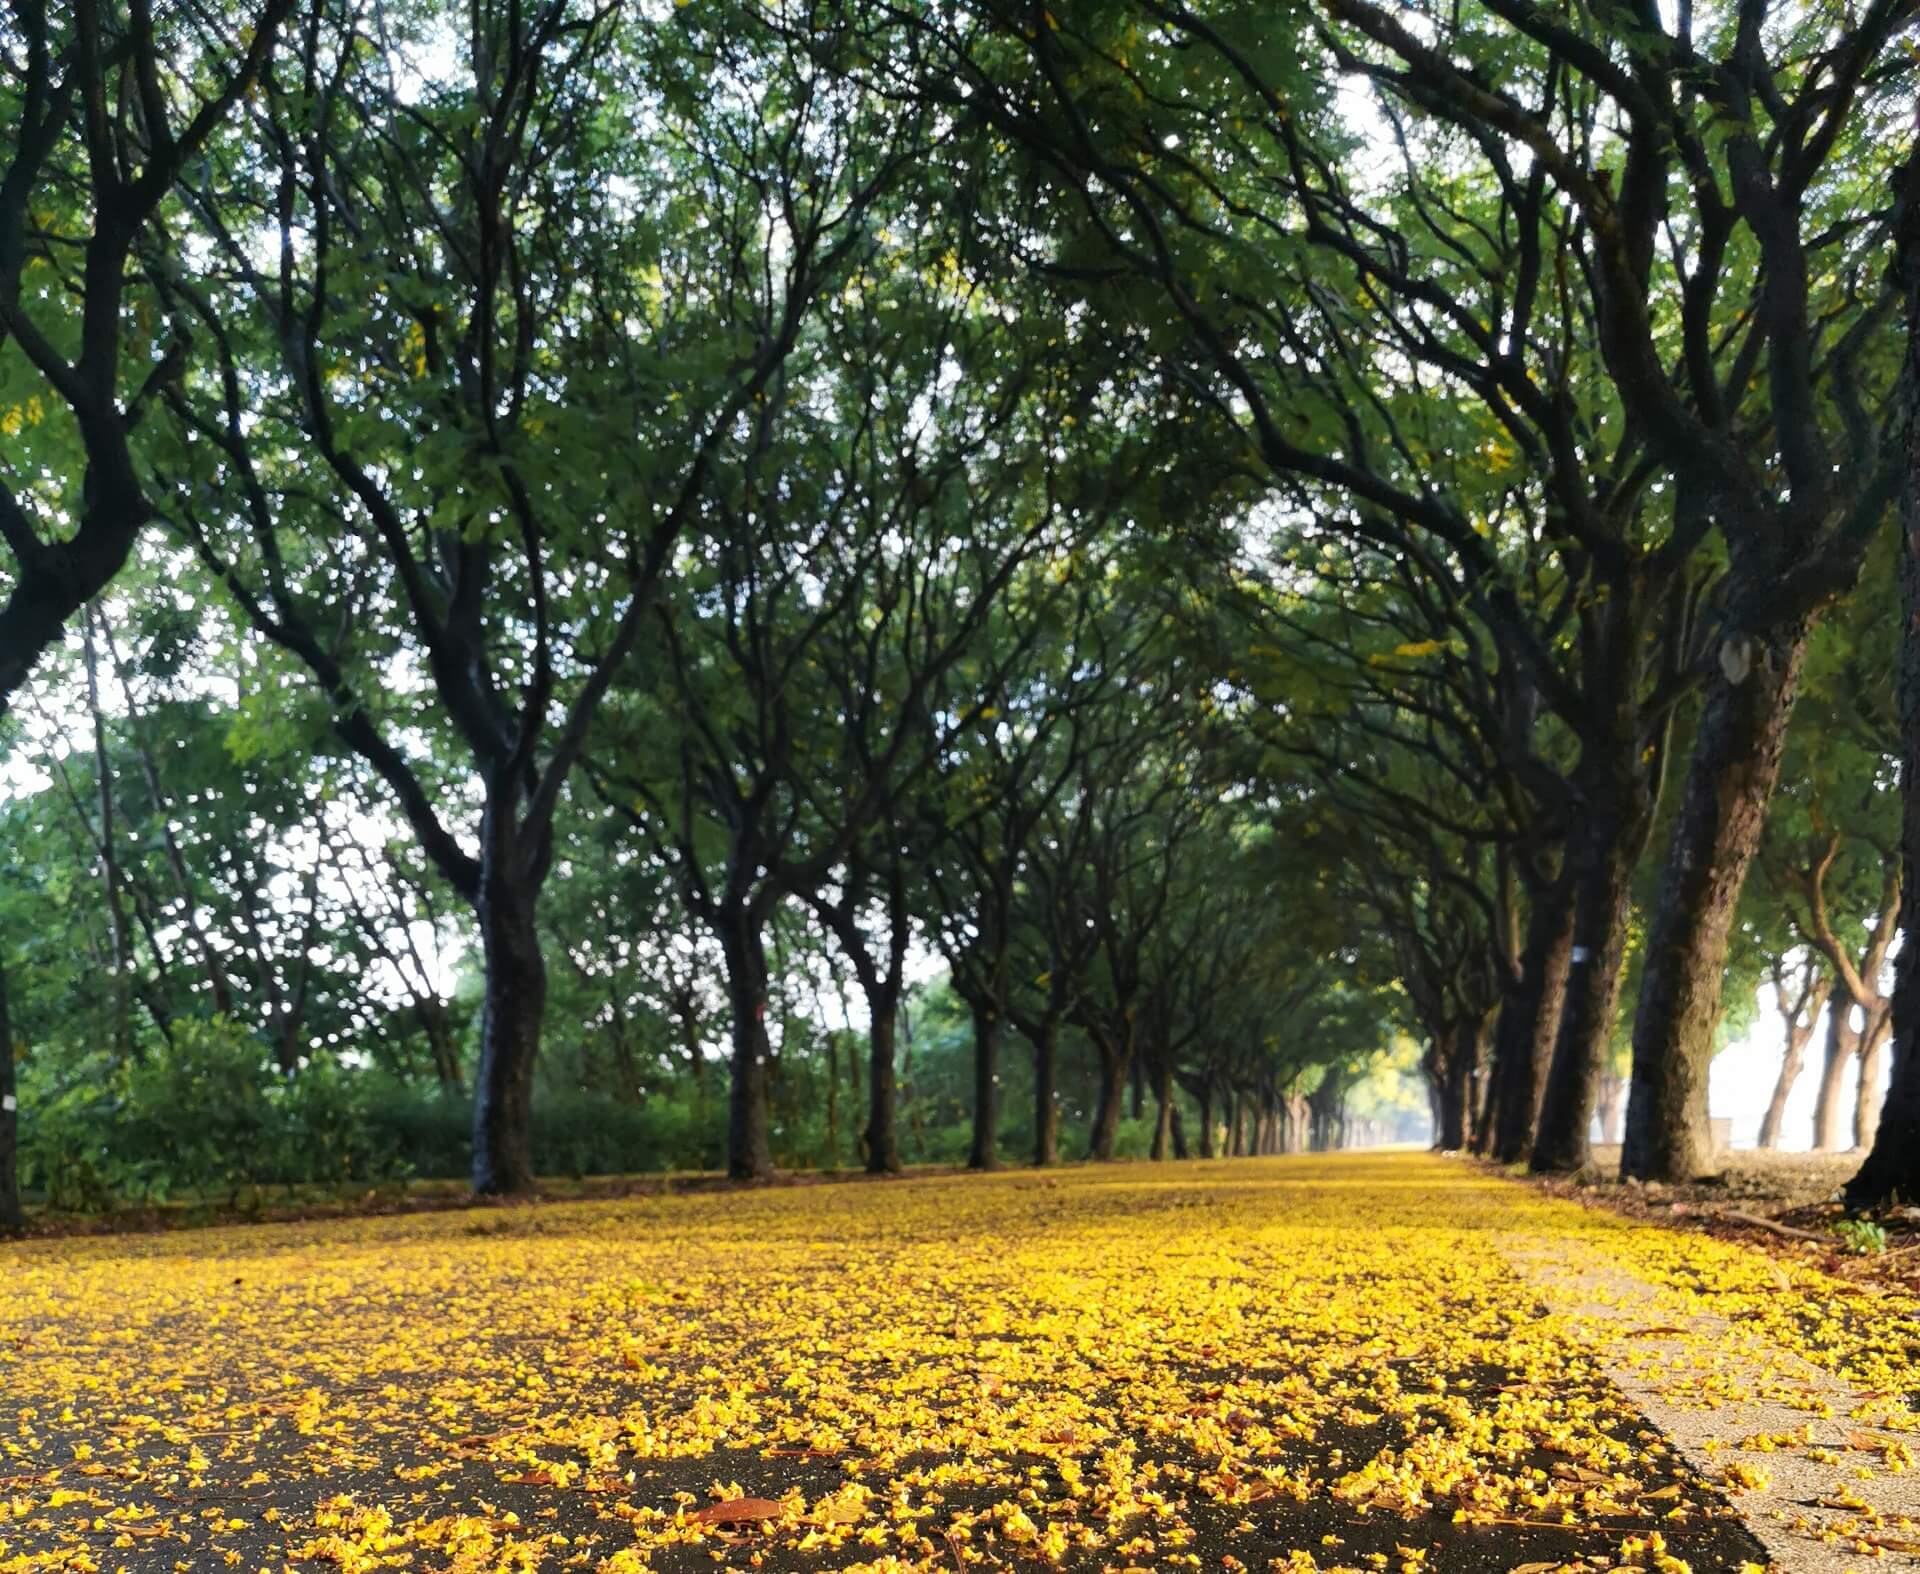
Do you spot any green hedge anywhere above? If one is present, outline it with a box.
[15,1013,1171,1211]
[17,1018,725,1209]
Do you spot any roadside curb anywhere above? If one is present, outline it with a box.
[1500,1233,1920,1574]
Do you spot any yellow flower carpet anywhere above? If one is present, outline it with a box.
[0,1155,1913,1573]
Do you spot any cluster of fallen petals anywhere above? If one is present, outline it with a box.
[0,1155,1913,1572]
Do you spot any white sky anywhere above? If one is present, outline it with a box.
[1711,992,1890,1151]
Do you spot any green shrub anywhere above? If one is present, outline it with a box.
[15,1025,739,1209]
[1833,1217,1888,1256]
[14,1007,1196,1211]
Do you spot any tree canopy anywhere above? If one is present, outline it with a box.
[1,0,1915,1227]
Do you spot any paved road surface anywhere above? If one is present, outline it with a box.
[0,1154,1913,1573]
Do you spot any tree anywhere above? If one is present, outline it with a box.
[1848,133,1920,1205]
[602,251,1115,1179]
[0,0,294,1223]
[1236,544,1583,1162]
[846,0,1910,1181]
[1742,547,1901,1151]
[1754,948,1830,1151]
[1066,706,1219,1161]
[924,561,1194,1169]
[1787,837,1897,1150]
[161,2,910,1192]
[0,946,18,1232]
[0,0,295,703]
[998,753,1111,1166]
[1348,818,1502,1155]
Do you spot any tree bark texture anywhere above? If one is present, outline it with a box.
[1622,628,1809,1180]
[1030,1019,1060,1166]
[1490,892,1576,1162]
[1812,1006,1863,1152]
[470,881,547,1196]
[968,1002,1000,1171]
[720,912,775,1183]
[1850,152,1920,1204]
[1757,974,1827,1149]
[0,952,20,1233]
[1532,812,1639,1173]
[865,998,903,1175]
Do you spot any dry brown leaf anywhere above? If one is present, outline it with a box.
[689,1496,789,1525]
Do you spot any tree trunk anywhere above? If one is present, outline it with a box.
[1758,1010,1817,1150]
[83,619,137,1064]
[824,1028,840,1167]
[720,910,775,1183]
[1196,1077,1216,1159]
[1812,1006,1861,1152]
[1227,1087,1244,1155]
[1031,1019,1060,1166]
[470,881,547,1196]
[425,999,464,1094]
[1622,625,1810,1180]
[1436,1028,1474,1151]
[1311,1087,1342,1152]
[865,996,903,1175]
[848,1027,863,1163]
[1854,1008,1920,1203]
[1593,1070,1625,1146]
[1853,1010,1891,1151]
[1149,1054,1175,1160]
[1470,1071,1499,1158]
[1848,160,1920,1203]
[606,993,642,1106]
[1532,813,1640,1173]
[968,1001,1000,1171]
[0,951,20,1234]
[1129,1049,1145,1120]
[1098,1051,1121,1159]
[1170,1101,1190,1159]
[1755,1059,1796,1149]
[1090,1038,1125,1161]
[1425,1061,1450,1151]
[1490,890,1576,1163]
